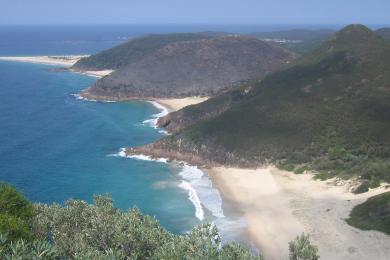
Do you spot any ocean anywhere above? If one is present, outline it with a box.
[0,25,235,236]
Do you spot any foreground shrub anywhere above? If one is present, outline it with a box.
[0,234,61,259]
[31,195,262,259]
[288,233,319,260]
[0,183,34,241]
[0,184,321,259]
[33,195,172,259]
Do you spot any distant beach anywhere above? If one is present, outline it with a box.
[80,91,208,112]
[153,97,209,111]
[0,56,114,78]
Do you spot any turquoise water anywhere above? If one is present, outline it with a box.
[0,60,202,232]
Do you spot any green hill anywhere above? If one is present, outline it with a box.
[72,33,211,70]
[82,36,296,100]
[137,25,390,188]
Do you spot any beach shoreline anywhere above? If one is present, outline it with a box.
[153,97,209,111]
[0,56,114,78]
[207,166,390,260]
[80,91,208,112]
[0,56,207,110]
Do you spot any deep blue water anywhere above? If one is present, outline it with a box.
[0,60,200,232]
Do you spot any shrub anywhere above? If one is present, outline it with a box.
[288,233,319,260]
[353,181,370,194]
[0,183,34,221]
[294,165,309,174]
[346,191,390,234]
[0,213,32,242]
[0,183,34,241]
[32,195,262,259]
[0,234,61,259]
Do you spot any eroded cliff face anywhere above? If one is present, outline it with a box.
[126,135,268,168]
[84,36,296,100]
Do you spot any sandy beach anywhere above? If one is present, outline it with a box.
[0,56,113,78]
[69,69,114,78]
[153,97,208,111]
[0,55,86,66]
[207,166,390,260]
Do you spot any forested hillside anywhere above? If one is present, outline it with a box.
[136,25,390,192]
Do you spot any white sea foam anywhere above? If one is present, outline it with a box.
[178,164,225,220]
[142,101,169,130]
[107,147,127,157]
[178,180,205,221]
[108,147,246,245]
[108,147,225,222]
[128,154,168,163]
[108,148,168,163]
[71,93,116,103]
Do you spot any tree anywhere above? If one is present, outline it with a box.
[0,183,34,241]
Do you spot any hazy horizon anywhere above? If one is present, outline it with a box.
[2,0,390,25]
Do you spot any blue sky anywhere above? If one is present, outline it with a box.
[1,0,389,25]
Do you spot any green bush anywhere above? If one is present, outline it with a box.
[0,183,34,241]
[353,181,370,194]
[0,183,34,221]
[347,191,390,234]
[0,185,322,259]
[32,195,262,259]
[288,233,319,260]
[0,213,32,242]
[294,165,309,174]
[0,234,61,259]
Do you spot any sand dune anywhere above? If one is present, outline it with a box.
[207,166,390,260]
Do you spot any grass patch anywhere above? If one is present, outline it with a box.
[346,191,390,234]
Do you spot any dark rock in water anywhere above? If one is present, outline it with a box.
[84,36,296,99]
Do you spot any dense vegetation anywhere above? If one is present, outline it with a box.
[0,183,34,241]
[0,183,321,259]
[146,25,390,191]
[347,192,390,234]
[253,29,336,54]
[72,33,210,70]
[84,36,295,99]
[376,28,390,41]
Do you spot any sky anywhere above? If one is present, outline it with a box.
[1,0,390,25]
